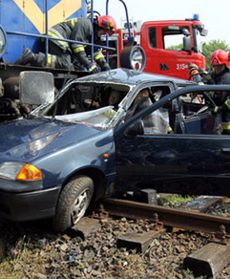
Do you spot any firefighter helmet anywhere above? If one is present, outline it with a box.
[96,15,117,35]
[210,49,229,67]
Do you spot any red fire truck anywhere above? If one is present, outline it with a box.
[114,14,208,80]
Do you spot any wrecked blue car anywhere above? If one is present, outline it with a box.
[0,69,229,232]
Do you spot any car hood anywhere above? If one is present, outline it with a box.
[0,117,103,161]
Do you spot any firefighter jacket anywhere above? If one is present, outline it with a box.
[211,67,230,104]
[48,17,107,71]
[189,65,230,134]
[211,68,230,134]
[49,18,91,53]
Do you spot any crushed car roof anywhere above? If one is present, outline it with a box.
[77,68,195,86]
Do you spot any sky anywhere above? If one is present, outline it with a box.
[93,0,230,45]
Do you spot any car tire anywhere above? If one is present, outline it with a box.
[53,176,94,232]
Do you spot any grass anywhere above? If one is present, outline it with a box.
[0,236,49,278]
[158,194,193,207]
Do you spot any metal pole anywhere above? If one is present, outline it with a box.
[106,0,109,14]
[118,0,132,43]
[90,0,94,63]
[105,0,110,62]
[45,0,48,65]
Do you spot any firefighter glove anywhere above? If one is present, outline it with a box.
[88,62,101,74]
[189,63,200,76]
[96,57,111,71]
[189,63,207,77]
[213,106,222,114]
[100,62,111,71]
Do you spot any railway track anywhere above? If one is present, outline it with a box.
[101,197,230,237]
[97,196,230,278]
[0,194,229,278]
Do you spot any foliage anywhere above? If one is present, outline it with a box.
[202,40,230,70]
[166,44,183,51]
[158,194,193,207]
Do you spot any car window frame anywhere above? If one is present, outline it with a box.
[114,84,230,137]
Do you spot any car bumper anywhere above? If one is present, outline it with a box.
[0,187,61,221]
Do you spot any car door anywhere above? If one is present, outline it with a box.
[114,84,230,196]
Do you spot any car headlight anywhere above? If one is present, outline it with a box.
[0,162,43,181]
[0,26,6,57]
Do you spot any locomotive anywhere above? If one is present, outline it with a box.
[0,0,88,121]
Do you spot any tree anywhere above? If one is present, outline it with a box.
[166,44,183,51]
[202,40,230,70]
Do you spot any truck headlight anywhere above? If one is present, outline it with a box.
[120,46,146,72]
[0,162,43,181]
[0,26,6,57]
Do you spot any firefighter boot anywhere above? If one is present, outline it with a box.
[15,48,38,66]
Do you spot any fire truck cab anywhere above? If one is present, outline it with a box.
[118,15,208,80]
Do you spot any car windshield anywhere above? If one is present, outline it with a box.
[33,81,131,128]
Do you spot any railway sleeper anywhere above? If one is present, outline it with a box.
[67,217,101,240]
[117,230,162,253]
[183,242,230,278]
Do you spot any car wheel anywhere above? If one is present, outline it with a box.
[53,176,94,232]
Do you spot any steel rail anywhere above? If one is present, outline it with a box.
[102,198,230,234]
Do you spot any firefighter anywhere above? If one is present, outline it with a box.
[16,15,117,73]
[210,50,230,134]
[189,49,230,134]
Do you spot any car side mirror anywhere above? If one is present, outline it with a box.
[182,28,190,36]
[125,120,144,136]
[200,28,208,37]
[19,71,55,105]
